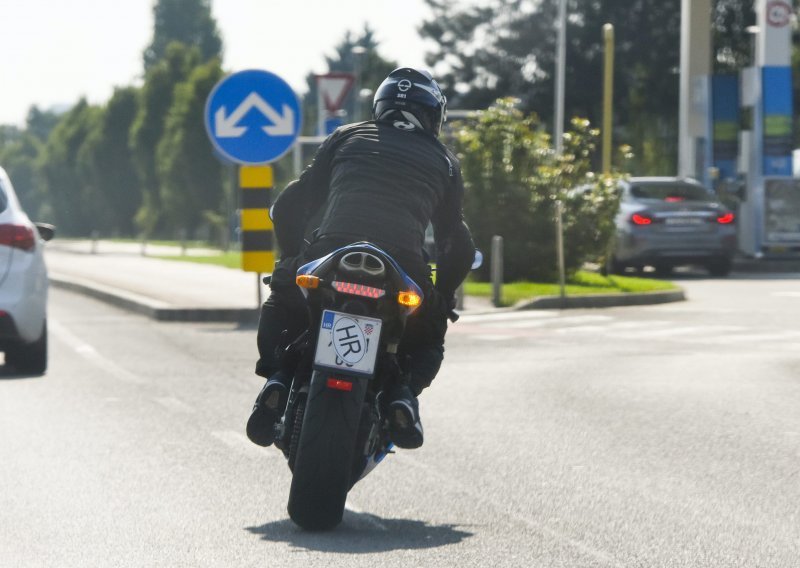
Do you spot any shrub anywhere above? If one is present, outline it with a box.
[454,99,624,281]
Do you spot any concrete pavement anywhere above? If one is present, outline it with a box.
[44,239,684,323]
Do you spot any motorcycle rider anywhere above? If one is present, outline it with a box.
[246,67,475,450]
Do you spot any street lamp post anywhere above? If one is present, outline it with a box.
[554,0,567,154]
[602,23,615,174]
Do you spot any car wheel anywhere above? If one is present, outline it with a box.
[707,258,732,277]
[602,255,624,275]
[6,320,47,375]
[654,263,673,277]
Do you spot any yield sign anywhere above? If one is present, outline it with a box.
[316,73,355,112]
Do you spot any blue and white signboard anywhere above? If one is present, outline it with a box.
[204,69,302,165]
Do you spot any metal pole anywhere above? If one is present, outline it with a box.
[256,273,263,307]
[555,200,567,307]
[317,82,325,136]
[602,23,615,174]
[293,141,302,178]
[491,235,504,307]
[554,0,567,154]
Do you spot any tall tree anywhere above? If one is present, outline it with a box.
[301,26,398,135]
[421,0,682,173]
[142,0,222,71]
[156,58,226,237]
[0,134,45,217]
[39,100,102,236]
[25,106,62,142]
[713,0,756,73]
[79,87,142,236]
[130,43,201,235]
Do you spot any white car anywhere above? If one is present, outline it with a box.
[0,166,53,374]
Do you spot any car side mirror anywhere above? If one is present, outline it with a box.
[34,223,55,242]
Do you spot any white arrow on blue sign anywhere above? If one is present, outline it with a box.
[204,69,302,165]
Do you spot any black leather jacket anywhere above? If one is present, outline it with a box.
[271,120,474,298]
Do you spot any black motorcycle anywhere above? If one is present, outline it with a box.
[269,242,428,530]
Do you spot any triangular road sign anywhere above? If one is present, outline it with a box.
[316,73,355,112]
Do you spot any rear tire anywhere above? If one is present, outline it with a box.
[707,258,732,277]
[287,371,366,530]
[6,320,47,375]
[653,263,673,277]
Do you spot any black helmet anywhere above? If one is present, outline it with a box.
[372,68,447,136]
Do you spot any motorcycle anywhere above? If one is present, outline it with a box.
[268,242,430,530]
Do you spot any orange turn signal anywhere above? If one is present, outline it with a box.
[397,291,422,308]
[296,274,320,289]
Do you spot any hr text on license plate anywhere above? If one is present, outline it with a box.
[314,310,382,376]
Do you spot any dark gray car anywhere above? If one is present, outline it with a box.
[609,177,737,277]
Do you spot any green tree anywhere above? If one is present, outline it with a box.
[78,87,142,236]
[143,0,222,71]
[156,58,226,238]
[25,106,62,142]
[0,134,45,217]
[713,0,756,73]
[39,100,102,235]
[421,0,682,174]
[455,99,622,281]
[1,107,63,219]
[130,43,201,235]
[301,26,398,136]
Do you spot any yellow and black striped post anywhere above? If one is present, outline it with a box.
[239,165,276,275]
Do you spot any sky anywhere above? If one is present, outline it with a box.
[0,0,436,127]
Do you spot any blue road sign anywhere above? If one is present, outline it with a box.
[204,69,302,165]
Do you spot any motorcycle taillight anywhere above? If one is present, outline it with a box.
[331,280,386,299]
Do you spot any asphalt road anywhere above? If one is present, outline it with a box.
[2,273,799,567]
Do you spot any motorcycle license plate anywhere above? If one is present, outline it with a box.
[313,310,382,376]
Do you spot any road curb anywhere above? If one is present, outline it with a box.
[513,288,686,310]
[49,275,260,324]
[50,273,685,323]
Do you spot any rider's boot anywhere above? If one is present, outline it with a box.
[246,370,291,447]
[385,383,424,449]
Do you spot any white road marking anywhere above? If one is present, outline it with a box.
[473,334,516,341]
[773,292,800,298]
[486,314,614,329]
[50,318,147,384]
[459,311,560,323]
[153,396,195,414]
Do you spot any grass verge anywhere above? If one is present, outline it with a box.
[464,271,677,306]
[155,252,677,305]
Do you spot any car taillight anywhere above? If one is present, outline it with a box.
[630,213,653,226]
[0,224,35,251]
[716,212,735,224]
[331,280,386,299]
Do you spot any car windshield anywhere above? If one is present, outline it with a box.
[629,182,713,202]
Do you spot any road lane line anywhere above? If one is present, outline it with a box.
[486,314,615,329]
[50,318,147,384]
[459,311,560,323]
[153,396,196,414]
